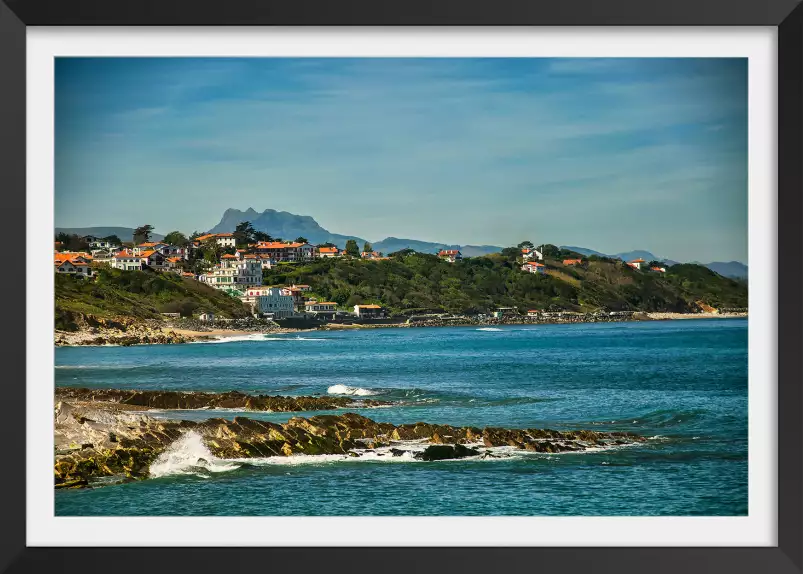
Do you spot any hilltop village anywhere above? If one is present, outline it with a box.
[54,222,747,331]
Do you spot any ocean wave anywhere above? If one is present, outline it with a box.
[150,434,643,480]
[327,384,379,396]
[475,327,503,332]
[149,431,242,478]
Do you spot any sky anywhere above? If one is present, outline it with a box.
[55,57,748,263]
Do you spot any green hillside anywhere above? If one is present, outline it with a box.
[262,247,747,315]
[55,269,250,331]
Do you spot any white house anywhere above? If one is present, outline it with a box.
[194,233,237,249]
[86,237,119,251]
[521,261,546,274]
[54,256,93,278]
[317,246,341,258]
[521,248,543,261]
[202,255,263,292]
[132,242,168,255]
[112,250,145,271]
[254,287,295,319]
[650,266,667,273]
[305,301,337,319]
[354,304,386,318]
[241,285,276,306]
[437,249,462,263]
[627,258,646,270]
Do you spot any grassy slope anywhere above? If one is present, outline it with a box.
[262,251,748,315]
[55,268,250,331]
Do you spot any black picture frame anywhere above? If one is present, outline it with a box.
[1,1,800,572]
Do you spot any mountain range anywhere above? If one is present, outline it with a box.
[561,245,747,279]
[55,209,748,279]
[207,208,501,257]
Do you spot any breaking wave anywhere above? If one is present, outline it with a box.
[149,431,242,478]
[327,384,379,396]
[149,433,644,481]
[476,327,503,332]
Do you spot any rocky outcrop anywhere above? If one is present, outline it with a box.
[55,387,391,411]
[54,401,646,489]
[54,325,189,347]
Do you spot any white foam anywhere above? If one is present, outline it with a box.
[476,327,502,332]
[149,431,242,478]
[327,384,378,396]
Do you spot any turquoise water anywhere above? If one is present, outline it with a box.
[54,319,748,516]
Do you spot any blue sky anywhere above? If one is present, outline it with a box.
[55,58,747,263]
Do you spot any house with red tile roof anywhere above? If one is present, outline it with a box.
[563,259,582,266]
[650,266,666,273]
[317,246,341,258]
[361,251,381,260]
[54,254,93,278]
[253,241,314,262]
[437,249,463,263]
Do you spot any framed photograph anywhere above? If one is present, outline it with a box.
[2,1,801,572]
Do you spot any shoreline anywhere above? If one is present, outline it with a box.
[54,312,747,347]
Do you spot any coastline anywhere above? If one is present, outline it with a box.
[320,311,748,331]
[54,325,307,347]
[54,312,747,347]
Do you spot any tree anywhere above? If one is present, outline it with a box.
[189,231,203,241]
[201,238,223,263]
[164,231,189,247]
[54,233,89,252]
[319,242,337,248]
[133,225,154,245]
[102,235,123,247]
[345,239,360,258]
[233,221,256,247]
[294,236,309,244]
[363,242,373,253]
[518,241,534,250]
[253,231,273,242]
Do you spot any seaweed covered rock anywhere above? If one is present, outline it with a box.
[55,387,391,411]
[53,399,648,489]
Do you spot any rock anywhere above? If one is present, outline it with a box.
[53,399,647,488]
[417,444,480,461]
[55,387,392,412]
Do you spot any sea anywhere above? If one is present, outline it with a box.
[54,318,748,516]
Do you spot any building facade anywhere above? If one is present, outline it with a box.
[354,304,386,318]
[194,233,237,249]
[253,241,315,262]
[254,287,295,319]
[521,261,546,274]
[202,256,263,291]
